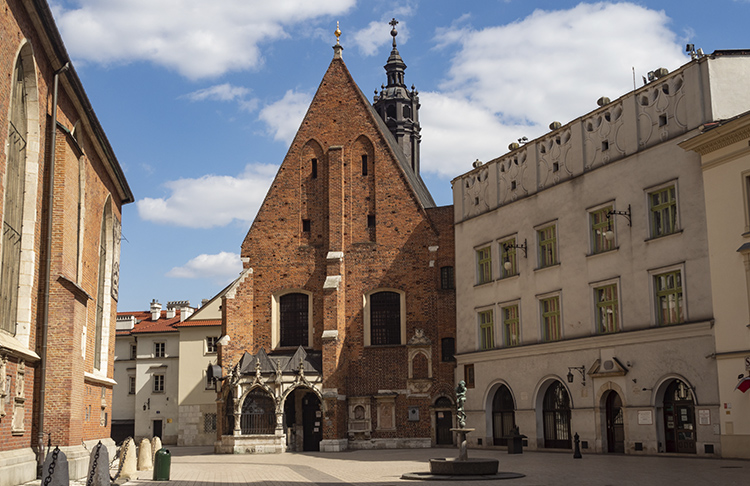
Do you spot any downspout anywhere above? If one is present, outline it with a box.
[37,61,69,477]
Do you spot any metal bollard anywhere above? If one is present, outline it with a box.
[573,433,582,458]
[153,448,171,481]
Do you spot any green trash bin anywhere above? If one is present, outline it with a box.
[153,448,171,481]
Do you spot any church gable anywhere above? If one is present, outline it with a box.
[242,54,436,255]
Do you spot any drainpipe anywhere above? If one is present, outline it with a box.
[37,61,69,477]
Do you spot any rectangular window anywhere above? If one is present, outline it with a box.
[502,304,520,347]
[537,225,558,268]
[594,284,619,333]
[440,266,455,290]
[479,310,494,350]
[501,239,518,277]
[655,270,683,325]
[154,342,165,358]
[590,206,614,253]
[464,364,475,388]
[302,219,311,232]
[204,413,217,432]
[540,295,561,342]
[441,337,455,362]
[153,374,165,393]
[362,154,368,176]
[311,158,317,179]
[128,376,135,395]
[649,185,678,237]
[130,344,137,360]
[206,336,218,354]
[476,246,492,284]
[367,214,376,228]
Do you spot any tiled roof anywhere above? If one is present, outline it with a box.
[116,310,181,335]
[173,319,222,328]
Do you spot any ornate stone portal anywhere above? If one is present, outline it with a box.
[215,347,323,454]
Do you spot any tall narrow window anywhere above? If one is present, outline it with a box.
[595,284,619,333]
[655,270,683,325]
[279,293,309,347]
[0,57,27,335]
[311,158,317,179]
[153,374,165,393]
[367,214,376,229]
[590,206,614,253]
[538,225,558,268]
[370,291,401,345]
[476,246,492,284]
[441,337,455,362]
[479,310,494,350]
[541,295,561,342]
[464,364,475,388]
[362,154,368,176]
[440,266,454,290]
[649,185,678,237]
[94,204,109,369]
[502,304,520,347]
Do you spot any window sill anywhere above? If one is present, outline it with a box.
[497,273,520,281]
[365,344,404,349]
[644,229,683,242]
[474,280,494,288]
[586,247,619,258]
[534,262,561,272]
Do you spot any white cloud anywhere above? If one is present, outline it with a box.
[167,251,242,281]
[136,164,278,228]
[182,83,258,112]
[421,2,687,177]
[52,0,357,79]
[352,19,410,57]
[258,90,313,144]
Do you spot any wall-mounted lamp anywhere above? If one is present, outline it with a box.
[143,398,150,411]
[604,204,632,242]
[567,366,586,385]
[503,239,527,271]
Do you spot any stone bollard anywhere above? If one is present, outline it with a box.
[151,436,163,464]
[137,438,153,470]
[86,441,111,486]
[573,432,582,459]
[42,446,70,486]
[118,438,138,480]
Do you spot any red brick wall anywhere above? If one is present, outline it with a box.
[223,57,456,442]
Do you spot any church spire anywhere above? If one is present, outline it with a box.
[373,18,421,174]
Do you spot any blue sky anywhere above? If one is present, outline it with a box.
[49,0,749,311]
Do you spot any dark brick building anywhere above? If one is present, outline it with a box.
[0,1,133,483]
[216,25,456,453]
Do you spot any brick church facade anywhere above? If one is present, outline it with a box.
[215,24,456,453]
[0,1,133,484]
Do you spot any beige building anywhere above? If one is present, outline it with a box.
[175,295,222,446]
[680,111,750,459]
[451,51,750,456]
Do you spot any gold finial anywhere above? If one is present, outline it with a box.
[335,21,341,45]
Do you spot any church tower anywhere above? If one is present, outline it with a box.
[373,19,421,173]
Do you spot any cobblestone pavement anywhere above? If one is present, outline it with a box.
[120,446,748,486]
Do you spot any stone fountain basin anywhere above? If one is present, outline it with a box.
[429,457,499,476]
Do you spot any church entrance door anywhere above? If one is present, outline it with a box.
[302,392,322,451]
[605,392,625,453]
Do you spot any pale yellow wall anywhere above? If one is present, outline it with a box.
[178,326,220,405]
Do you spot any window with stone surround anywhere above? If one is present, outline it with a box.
[272,290,313,349]
[479,309,494,350]
[476,246,492,284]
[540,294,562,342]
[153,374,165,393]
[648,183,679,238]
[537,224,558,268]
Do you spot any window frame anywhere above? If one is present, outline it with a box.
[590,278,621,334]
[271,290,313,349]
[650,263,687,326]
[536,222,558,269]
[499,236,519,278]
[153,374,165,393]
[478,308,495,350]
[205,336,219,355]
[363,289,406,347]
[646,181,680,238]
[154,342,166,358]
[128,376,136,395]
[130,343,137,360]
[476,245,493,284]
[464,364,475,388]
[538,292,562,342]
[440,266,455,290]
[500,301,521,347]
[588,202,615,254]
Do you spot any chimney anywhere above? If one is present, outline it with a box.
[150,299,161,321]
[116,315,136,331]
[180,305,194,322]
[201,299,209,308]
[165,302,176,319]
